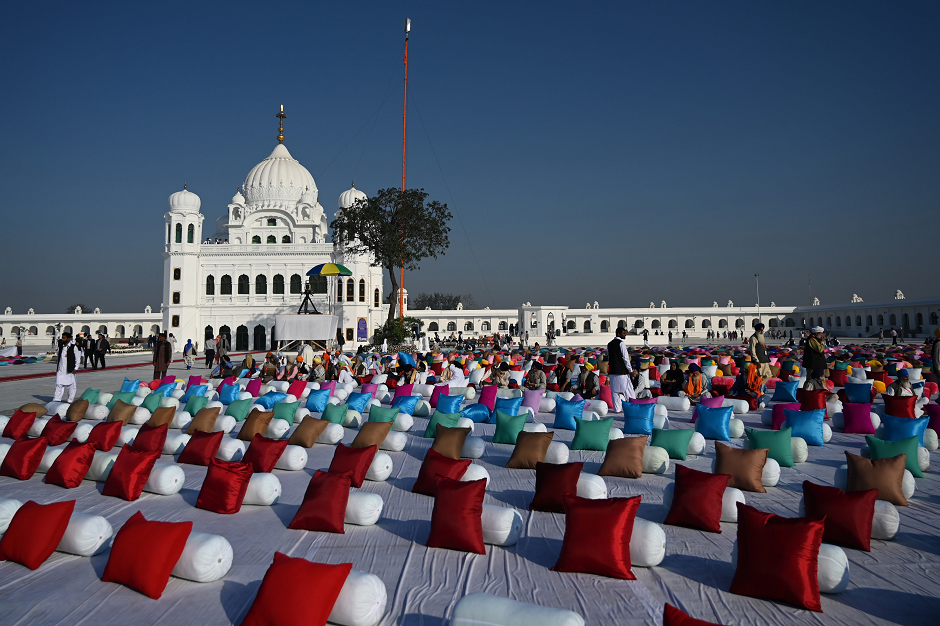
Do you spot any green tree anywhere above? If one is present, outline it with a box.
[412,292,477,310]
[331,188,452,324]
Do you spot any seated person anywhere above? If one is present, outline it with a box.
[210,355,236,379]
[494,362,511,388]
[660,362,684,397]
[580,363,599,399]
[886,369,913,396]
[524,362,547,390]
[682,364,706,403]
[802,368,829,392]
[731,363,764,398]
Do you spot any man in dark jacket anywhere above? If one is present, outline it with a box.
[802,326,827,377]
[96,332,110,370]
[153,333,172,380]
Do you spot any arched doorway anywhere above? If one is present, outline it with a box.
[205,325,214,341]
[235,325,249,351]
[253,325,266,351]
[219,325,232,350]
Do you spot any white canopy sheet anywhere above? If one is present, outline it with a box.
[274,314,338,341]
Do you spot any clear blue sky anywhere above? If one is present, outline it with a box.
[1,1,937,314]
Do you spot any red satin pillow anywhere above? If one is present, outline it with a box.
[1,436,49,480]
[241,552,352,626]
[86,420,123,452]
[45,440,97,488]
[101,511,192,599]
[242,434,289,473]
[177,430,224,465]
[530,462,584,513]
[798,389,828,412]
[730,503,825,612]
[412,448,471,496]
[40,415,78,446]
[2,410,37,439]
[328,443,377,488]
[0,500,75,569]
[130,423,168,452]
[882,395,916,420]
[426,477,486,554]
[553,494,640,579]
[102,447,160,501]
[802,480,876,551]
[664,464,730,533]
[663,603,724,625]
[196,459,254,514]
[289,470,352,533]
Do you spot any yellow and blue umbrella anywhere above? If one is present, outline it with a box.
[307,263,352,277]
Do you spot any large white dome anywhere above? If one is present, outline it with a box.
[242,144,317,206]
[168,187,201,212]
[338,183,367,209]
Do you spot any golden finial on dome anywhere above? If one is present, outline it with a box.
[276,104,286,144]
[184,182,187,189]
[351,180,355,188]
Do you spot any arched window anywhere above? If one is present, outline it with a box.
[206,275,215,295]
[826,316,832,327]
[220,275,232,295]
[252,235,261,244]
[267,218,277,226]
[235,325,249,351]
[651,320,661,329]
[346,279,354,301]
[219,325,231,348]
[931,312,939,325]
[272,274,285,294]
[856,316,862,327]
[81,325,91,335]
[337,279,343,302]
[481,321,491,331]
[499,321,508,330]
[567,320,576,330]
[718,319,727,328]
[282,235,291,243]
[204,325,214,340]
[634,320,644,329]
[617,320,626,329]
[835,316,842,327]
[114,325,125,338]
[267,235,276,244]
[359,279,366,302]
[583,320,591,332]
[465,321,474,331]
[374,288,380,308]
[902,313,910,328]
[45,325,55,336]
[447,321,456,331]
[702,319,711,328]
[175,223,182,243]
[915,313,923,327]
[808,317,815,327]
[428,322,439,331]
[167,224,171,244]
[685,319,694,328]
[310,276,327,294]
[187,224,194,243]
[255,275,267,294]
[735,318,744,328]
[845,317,851,327]
[238,274,250,294]
[768,319,778,327]
[877,314,884,325]
[866,315,873,327]
[253,325,266,350]
[290,274,302,294]
[889,314,896,325]
[785,318,795,327]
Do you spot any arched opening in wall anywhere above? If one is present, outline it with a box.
[751,319,761,328]
[481,321,491,331]
[685,319,694,328]
[256,275,267,294]
[337,279,343,302]
[310,276,327,294]
[235,326,249,351]
[651,320,661,329]
[735,318,744,328]
[785,318,795,327]
[546,313,554,332]
[97,325,107,335]
[281,235,291,243]
[206,275,215,295]
[866,315,872,327]
[931,312,939,325]
[82,325,92,335]
[373,288,380,308]
[702,319,712,328]
[499,321,508,331]
[768,319,778,327]
[856,316,862,327]
[915,312,923,327]
[270,325,276,350]
[567,320,576,330]
[835,317,842,327]
[634,320,644,329]
[447,321,456,331]
[877,314,884,325]
[267,235,276,244]
[63,326,73,335]
[583,320,591,332]
[187,224,194,243]
[252,236,261,244]
[219,325,231,349]
[149,324,159,335]
[221,275,232,295]
[718,319,727,328]
[238,275,249,294]
[669,320,678,328]
[290,274,302,294]
[902,313,910,328]
[846,317,852,327]
[133,325,142,336]
[359,279,366,302]
[826,316,832,327]
[464,321,474,331]
[175,223,182,243]
[273,274,284,295]
[167,224,171,244]
[44,325,55,336]
[617,320,626,329]
[346,279,354,301]
[889,314,897,325]
[428,322,439,331]
[114,325,125,338]
[600,320,609,331]
[808,317,815,327]
[204,325,214,341]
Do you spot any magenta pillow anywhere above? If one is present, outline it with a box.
[629,397,657,405]
[361,383,378,395]
[842,402,876,435]
[187,375,202,390]
[245,379,262,397]
[478,386,497,412]
[394,384,414,400]
[772,402,801,430]
[700,395,725,408]
[320,380,337,394]
[924,403,940,434]
[429,385,448,408]
[161,375,176,386]
[522,389,545,413]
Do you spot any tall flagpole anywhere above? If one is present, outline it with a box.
[400,18,411,321]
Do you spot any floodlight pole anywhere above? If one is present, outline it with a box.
[399,18,411,322]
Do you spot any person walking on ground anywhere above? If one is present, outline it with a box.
[607,326,636,413]
[802,326,828,378]
[16,335,23,356]
[52,331,78,403]
[891,328,898,345]
[668,330,673,344]
[183,339,195,370]
[95,332,110,369]
[168,333,178,361]
[642,328,649,347]
[748,323,772,380]
[153,333,171,380]
[204,336,216,369]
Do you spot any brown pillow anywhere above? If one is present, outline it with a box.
[148,406,176,428]
[718,363,733,376]
[65,399,89,422]
[351,421,393,449]
[598,435,646,478]
[431,425,472,460]
[107,399,137,425]
[186,406,221,435]
[287,417,330,447]
[714,442,767,493]
[506,431,554,469]
[19,403,48,418]
[845,451,908,506]
[238,409,274,441]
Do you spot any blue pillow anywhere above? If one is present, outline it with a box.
[694,405,734,441]
[181,384,209,405]
[553,398,585,430]
[120,378,141,393]
[391,394,419,416]
[436,393,464,415]
[844,382,873,404]
[493,396,524,419]
[347,391,374,414]
[771,380,798,403]
[305,389,331,413]
[154,383,176,398]
[460,403,491,423]
[256,391,288,410]
[881,413,929,447]
[783,408,826,446]
[219,384,240,405]
[622,402,655,436]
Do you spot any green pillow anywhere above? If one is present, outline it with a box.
[322,403,349,425]
[141,392,163,414]
[650,428,695,460]
[866,435,922,478]
[81,388,100,404]
[369,406,401,423]
[184,395,209,415]
[273,401,300,426]
[225,398,253,422]
[492,410,527,445]
[108,391,136,410]
[745,427,794,467]
[571,417,613,451]
[425,412,461,438]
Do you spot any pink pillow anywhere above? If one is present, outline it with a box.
[923,403,940,434]
[478,386,497,412]
[320,380,337,394]
[700,396,725,408]
[187,375,203,390]
[599,385,613,409]
[430,385,448,408]
[719,357,732,365]
[522,389,545,413]
[842,402,876,435]
[287,380,307,399]
[394,384,414,400]
[361,383,378,395]
[245,379,262,397]
[161,375,176,386]
[629,397,657,405]
[772,402,801,430]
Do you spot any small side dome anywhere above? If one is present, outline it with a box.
[169,185,201,212]
[231,188,246,205]
[338,182,367,209]
[300,186,317,205]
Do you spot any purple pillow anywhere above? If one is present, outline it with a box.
[572,393,584,402]
[629,397,657,405]
[361,383,378,395]
[842,402,876,435]
[478,385,498,412]
[245,379,262,397]
[771,402,801,430]
[700,395,725,408]
[926,403,940,434]
[320,380,337,394]
[522,388,545,413]
[161,375,177,386]
[430,384,448,408]
[187,375,203,390]
[394,383,414,399]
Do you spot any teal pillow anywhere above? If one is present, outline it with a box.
[553,398,585,430]
[425,412,461,438]
[369,406,400,423]
[81,388,100,404]
[571,417,613,451]
[322,403,349,425]
[492,410,527,445]
[866,435,922,478]
[745,427,795,467]
[225,398,253,422]
[184,395,209,415]
[141,392,163,414]
[273,401,300,425]
[108,391,136,410]
[650,428,695,460]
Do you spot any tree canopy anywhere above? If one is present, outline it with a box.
[411,292,477,311]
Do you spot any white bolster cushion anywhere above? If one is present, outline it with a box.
[413,400,432,417]
[207,399,224,409]
[164,433,191,455]
[653,414,669,431]
[576,473,607,499]
[46,401,69,416]
[130,407,151,425]
[0,497,24,533]
[523,422,547,433]
[834,464,916,500]
[732,541,848,593]
[334,388,350,403]
[761,458,780,487]
[72,422,93,443]
[924,428,938,452]
[643,446,670,474]
[238,391,253,401]
[328,396,343,407]
[160,397,180,410]
[363,399,381,413]
[215,415,237,434]
[822,423,832,443]
[318,423,345,445]
[481,504,523,546]
[450,593,584,626]
[37,446,65,473]
[654,404,668,419]
[918,446,930,473]
[217,438,247,462]
[729,418,745,439]
[329,569,388,626]
[86,404,109,421]
[116,426,140,448]
[264,418,291,440]
[28,417,51,438]
[393,413,414,432]
[460,464,490,489]
[414,384,434,398]
[294,407,311,423]
[86,451,119,482]
[0,417,9,435]
[380,431,407,452]
[366,452,393,482]
[826,401,842,419]
[97,392,114,407]
[455,417,475,434]
[722,399,750,414]
[56,512,113,556]
[630,519,666,567]
[663,483,745,523]
[687,432,706,456]
[144,463,186,495]
[544,441,570,465]
[585,400,608,417]
[791,437,809,463]
[657,396,690,411]
[344,410,364,429]
[274,445,308,471]
[269,381,288,393]
[243,473,281,505]
[171,531,234,583]
[461,437,485,459]
[345,493,384,526]
[539,397,557,414]
[170,410,192,430]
